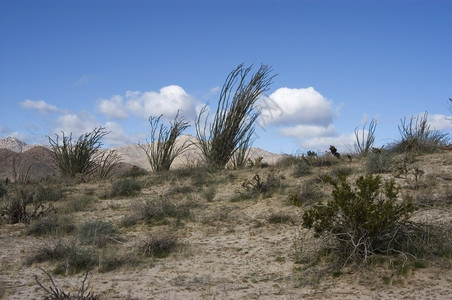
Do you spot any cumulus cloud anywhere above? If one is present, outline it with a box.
[261,87,334,126]
[98,95,128,119]
[300,133,357,154]
[280,124,338,139]
[126,85,197,120]
[427,113,452,131]
[53,113,101,137]
[98,85,198,122]
[259,87,339,145]
[103,121,143,147]
[20,99,62,114]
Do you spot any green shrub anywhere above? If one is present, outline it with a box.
[302,174,418,266]
[35,184,65,202]
[26,215,75,236]
[366,150,394,174]
[111,178,141,197]
[293,161,311,178]
[78,220,118,247]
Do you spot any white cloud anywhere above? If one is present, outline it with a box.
[280,124,337,139]
[103,121,137,147]
[300,132,357,154]
[20,99,62,114]
[126,85,197,120]
[73,75,101,86]
[98,85,198,122]
[427,113,452,131]
[261,87,334,126]
[259,87,340,150]
[98,95,128,119]
[53,113,101,137]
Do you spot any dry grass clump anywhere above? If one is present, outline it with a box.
[139,233,179,258]
[121,197,191,227]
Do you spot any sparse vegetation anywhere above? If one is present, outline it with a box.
[393,112,449,153]
[26,215,75,236]
[110,178,141,197]
[139,233,179,258]
[365,149,394,174]
[78,220,118,247]
[2,112,452,298]
[35,268,100,300]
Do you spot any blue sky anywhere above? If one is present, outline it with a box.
[1,0,451,154]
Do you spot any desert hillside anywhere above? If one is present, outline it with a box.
[0,141,451,299]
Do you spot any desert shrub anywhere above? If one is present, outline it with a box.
[48,127,120,178]
[139,234,178,258]
[26,215,75,236]
[293,161,311,178]
[302,174,419,266]
[267,212,293,224]
[97,247,140,273]
[122,197,190,227]
[121,165,149,178]
[34,184,65,203]
[241,173,282,198]
[111,178,141,197]
[195,64,275,169]
[57,245,98,274]
[62,195,95,213]
[78,220,118,247]
[288,180,325,207]
[0,186,56,224]
[35,268,100,300]
[202,186,217,202]
[165,184,194,196]
[366,150,394,174]
[354,119,377,155]
[392,112,449,153]
[308,154,339,167]
[330,166,353,178]
[27,241,97,274]
[26,241,68,265]
[139,111,190,172]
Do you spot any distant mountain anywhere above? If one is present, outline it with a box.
[0,135,284,180]
[114,134,284,170]
[0,136,28,152]
[0,146,58,182]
